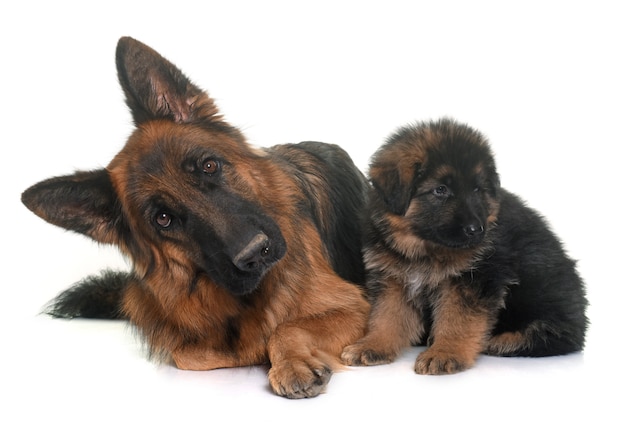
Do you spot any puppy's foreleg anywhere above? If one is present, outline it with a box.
[342,279,423,366]
[415,282,490,374]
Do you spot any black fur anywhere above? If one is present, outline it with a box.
[44,270,130,319]
[484,190,589,356]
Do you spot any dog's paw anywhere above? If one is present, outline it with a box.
[341,343,397,366]
[414,348,472,375]
[268,357,332,399]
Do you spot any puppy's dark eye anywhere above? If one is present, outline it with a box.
[433,185,448,196]
[155,212,173,229]
[202,159,220,175]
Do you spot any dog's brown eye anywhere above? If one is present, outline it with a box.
[156,212,172,228]
[202,159,220,175]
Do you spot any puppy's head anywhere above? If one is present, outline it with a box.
[369,118,501,249]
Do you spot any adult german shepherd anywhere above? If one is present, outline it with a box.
[342,118,588,374]
[21,37,370,398]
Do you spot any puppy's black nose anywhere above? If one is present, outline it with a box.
[464,223,485,237]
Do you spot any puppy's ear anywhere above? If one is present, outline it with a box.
[369,162,420,216]
[21,169,126,246]
[115,36,221,125]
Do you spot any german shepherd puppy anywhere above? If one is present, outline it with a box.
[342,118,588,374]
[21,37,370,398]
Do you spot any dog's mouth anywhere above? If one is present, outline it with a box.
[222,271,272,296]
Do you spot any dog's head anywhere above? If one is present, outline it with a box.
[369,118,501,249]
[21,37,286,297]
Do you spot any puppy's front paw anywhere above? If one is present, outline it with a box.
[414,347,473,375]
[268,357,332,399]
[341,343,397,366]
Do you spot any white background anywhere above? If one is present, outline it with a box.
[2,1,624,426]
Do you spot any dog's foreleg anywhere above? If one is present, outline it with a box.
[267,297,368,399]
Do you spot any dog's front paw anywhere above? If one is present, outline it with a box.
[341,343,397,366]
[268,357,332,399]
[414,347,473,375]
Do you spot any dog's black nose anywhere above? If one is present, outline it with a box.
[233,233,272,272]
[464,223,485,237]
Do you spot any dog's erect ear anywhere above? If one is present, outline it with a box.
[21,169,126,245]
[369,162,420,216]
[116,36,221,125]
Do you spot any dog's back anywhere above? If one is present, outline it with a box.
[268,141,368,286]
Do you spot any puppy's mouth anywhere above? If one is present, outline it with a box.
[431,225,486,249]
[437,238,483,249]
